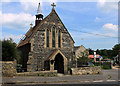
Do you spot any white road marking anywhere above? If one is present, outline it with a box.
[106,80,116,82]
[93,80,104,82]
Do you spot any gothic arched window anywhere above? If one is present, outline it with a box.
[52,27,55,47]
[58,31,61,48]
[46,29,49,47]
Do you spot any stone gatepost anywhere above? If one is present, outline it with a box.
[64,58,68,74]
[50,60,55,71]
[64,62,68,74]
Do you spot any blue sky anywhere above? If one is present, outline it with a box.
[1,0,118,50]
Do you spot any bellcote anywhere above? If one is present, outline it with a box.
[35,3,43,25]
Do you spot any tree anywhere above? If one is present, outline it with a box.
[96,49,100,54]
[88,48,94,55]
[2,38,20,61]
[94,44,120,60]
[112,44,120,57]
[106,50,113,59]
[77,50,89,66]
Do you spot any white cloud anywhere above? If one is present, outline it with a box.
[105,32,116,37]
[3,34,23,43]
[102,23,118,31]
[98,0,106,7]
[97,0,118,13]
[0,10,2,40]
[2,0,12,2]
[2,12,35,30]
[47,0,58,3]
[0,12,1,23]
[20,1,43,13]
[2,0,57,2]
[0,10,2,16]
[95,17,101,21]
[19,0,58,12]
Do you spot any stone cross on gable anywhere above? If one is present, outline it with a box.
[51,2,56,9]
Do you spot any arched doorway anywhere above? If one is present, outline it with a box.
[54,53,64,73]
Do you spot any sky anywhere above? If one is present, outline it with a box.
[0,0,119,50]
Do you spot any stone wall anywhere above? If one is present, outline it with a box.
[16,70,57,77]
[71,66,102,75]
[2,61,16,76]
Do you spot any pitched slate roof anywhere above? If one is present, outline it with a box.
[74,46,80,52]
[17,8,75,48]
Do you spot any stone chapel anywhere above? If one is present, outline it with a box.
[17,3,75,74]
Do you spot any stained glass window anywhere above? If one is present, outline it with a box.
[58,31,61,48]
[52,27,55,47]
[46,29,49,47]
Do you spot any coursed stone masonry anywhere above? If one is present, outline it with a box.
[71,66,102,75]
[2,61,16,76]
[27,10,74,73]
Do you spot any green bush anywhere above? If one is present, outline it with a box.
[93,62,112,70]
[68,67,71,71]
[102,65,111,69]
[2,38,20,61]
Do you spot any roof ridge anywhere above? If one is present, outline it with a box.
[17,7,75,47]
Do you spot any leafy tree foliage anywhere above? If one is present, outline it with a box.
[96,49,100,55]
[95,44,120,59]
[100,49,107,56]
[77,50,89,66]
[112,44,120,56]
[106,50,113,59]
[88,48,94,55]
[2,38,20,61]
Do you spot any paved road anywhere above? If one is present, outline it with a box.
[1,81,119,86]
[2,69,119,85]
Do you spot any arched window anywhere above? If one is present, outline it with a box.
[52,27,55,47]
[46,29,49,47]
[58,31,61,48]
